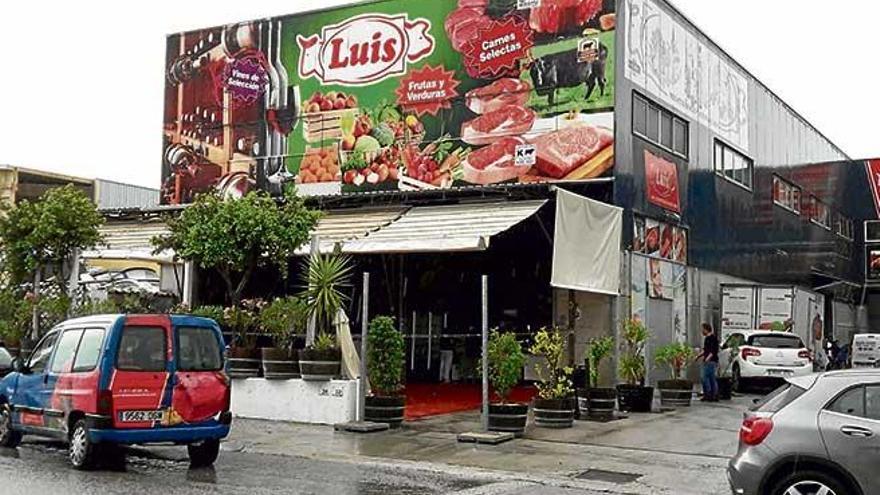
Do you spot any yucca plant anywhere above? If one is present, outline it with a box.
[301,251,352,348]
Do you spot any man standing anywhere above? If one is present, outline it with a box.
[698,323,719,402]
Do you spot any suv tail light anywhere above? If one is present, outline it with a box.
[740,416,773,446]
[798,350,812,360]
[741,347,762,360]
[96,389,114,416]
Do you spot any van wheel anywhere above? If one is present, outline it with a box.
[0,404,22,448]
[69,419,98,470]
[771,469,849,495]
[188,439,220,467]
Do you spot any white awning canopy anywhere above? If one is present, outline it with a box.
[295,207,406,255]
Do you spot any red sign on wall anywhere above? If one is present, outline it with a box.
[645,150,681,213]
[462,17,534,79]
[866,159,880,219]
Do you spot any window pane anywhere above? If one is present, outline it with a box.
[28,333,58,374]
[748,335,804,349]
[73,329,105,372]
[829,387,865,417]
[792,189,801,212]
[752,383,806,413]
[673,119,688,156]
[866,386,880,421]
[177,326,223,371]
[660,112,673,149]
[646,105,660,142]
[51,330,84,374]
[724,148,736,177]
[117,326,167,372]
[743,159,753,188]
[714,143,723,172]
[633,95,647,136]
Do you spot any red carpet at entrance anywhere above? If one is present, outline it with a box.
[404,383,537,420]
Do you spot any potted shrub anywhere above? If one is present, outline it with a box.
[486,331,528,435]
[580,336,616,420]
[299,252,351,380]
[221,302,262,378]
[260,296,307,380]
[365,316,406,427]
[529,328,575,429]
[617,319,653,413]
[655,342,696,408]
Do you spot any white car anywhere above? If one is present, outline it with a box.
[720,330,813,391]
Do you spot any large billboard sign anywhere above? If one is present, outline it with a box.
[161,0,617,204]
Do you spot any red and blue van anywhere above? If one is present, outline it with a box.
[0,314,231,469]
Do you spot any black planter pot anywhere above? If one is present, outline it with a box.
[580,387,617,420]
[298,348,341,381]
[488,403,529,435]
[228,347,261,378]
[261,347,300,380]
[532,398,574,428]
[616,384,654,413]
[718,377,733,400]
[365,395,406,428]
[658,380,693,408]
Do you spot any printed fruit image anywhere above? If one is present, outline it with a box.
[400,136,469,189]
[298,146,340,184]
[370,123,395,147]
[305,91,359,112]
[354,135,381,154]
[341,134,357,151]
[341,148,401,189]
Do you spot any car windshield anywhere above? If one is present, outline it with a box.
[748,334,804,349]
[751,382,807,413]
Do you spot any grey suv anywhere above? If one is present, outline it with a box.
[728,370,880,495]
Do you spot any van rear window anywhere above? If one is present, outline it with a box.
[177,326,223,371]
[117,326,167,371]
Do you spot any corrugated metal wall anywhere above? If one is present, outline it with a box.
[95,179,159,210]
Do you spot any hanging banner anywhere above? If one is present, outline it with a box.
[721,285,756,336]
[758,287,795,331]
[631,254,647,323]
[644,150,681,213]
[672,264,687,343]
[866,159,880,219]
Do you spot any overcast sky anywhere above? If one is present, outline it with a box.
[0,0,875,189]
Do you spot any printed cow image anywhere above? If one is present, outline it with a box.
[529,42,608,107]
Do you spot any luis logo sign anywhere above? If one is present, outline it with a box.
[297,14,435,86]
[644,150,681,213]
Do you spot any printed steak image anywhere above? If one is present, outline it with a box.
[531,124,613,178]
[461,105,536,146]
[530,0,603,34]
[463,137,529,185]
[445,7,490,52]
[466,78,532,115]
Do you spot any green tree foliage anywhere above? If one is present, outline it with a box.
[529,328,574,400]
[302,251,352,341]
[585,336,614,387]
[260,296,308,350]
[654,342,696,380]
[619,319,649,385]
[367,316,405,396]
[154,191,319,306]
[487,331,525,403]
[0,184,103,291]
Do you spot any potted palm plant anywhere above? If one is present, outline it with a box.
[655,342,696,408]
[580,336,616,420]
[299,252,351,380]
[487,331,527,435]
[365,316,406,427]
[260,296,307,380]
[617,319,653,413]
[530,328,575,429]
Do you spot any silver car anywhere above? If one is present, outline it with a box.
[728,370,880,495]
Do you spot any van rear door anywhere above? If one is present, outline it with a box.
[170,318,228,424]
[110,315,173,429]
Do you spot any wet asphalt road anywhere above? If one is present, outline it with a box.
[0,440,488,495]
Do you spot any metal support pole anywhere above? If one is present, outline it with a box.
[31,270,41,339]
[359,272,369,422]
[427,312,433,370]
[410,311,417,371]
[306,236,319,347]
[481,275,489,432]
[182,260,195,307]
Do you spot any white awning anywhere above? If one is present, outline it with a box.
[296,207,406,255]
[345,200,547,254]
[83,221,176,264]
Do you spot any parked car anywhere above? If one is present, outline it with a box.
[720,330,812,392]
[0,314,231,469]
[729,370,880,495]
[0,348,13,378]
[851,334,880,369]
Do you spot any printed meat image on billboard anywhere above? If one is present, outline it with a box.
[162,0,617,204]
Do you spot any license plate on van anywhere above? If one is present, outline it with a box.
[119,410,165,423]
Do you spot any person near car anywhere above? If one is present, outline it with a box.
[698,323,719,402]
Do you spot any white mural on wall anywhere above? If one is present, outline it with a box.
[625,0,750,151]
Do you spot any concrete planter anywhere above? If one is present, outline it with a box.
[228,347,261,378]
[658,380,693,408]
[298,348,341,381]
[616,384,653,413]
[260,347,300,380]
[488,403,528,435]
[364,395,406,428]
[532,398,574,429]
[232,378,357,424]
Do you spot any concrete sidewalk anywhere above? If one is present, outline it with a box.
[222,395,753,495]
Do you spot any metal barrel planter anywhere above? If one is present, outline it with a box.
[616,385,654,413]
[532,398,575,428]
[488,403,529,435]
[658,380,694,408]
[297,349,341,381]
[364,395,406,428]
[260,348,300,380]
[583,388,617,420]
[228,348,261,378]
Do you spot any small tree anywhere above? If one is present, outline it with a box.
[487,331,525,403]
[154,190,319,306]
[367,316,405,396]
[654,342,696,381]
[619,319,649,386]
[529,328,574,400]
[585,336,614,388]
